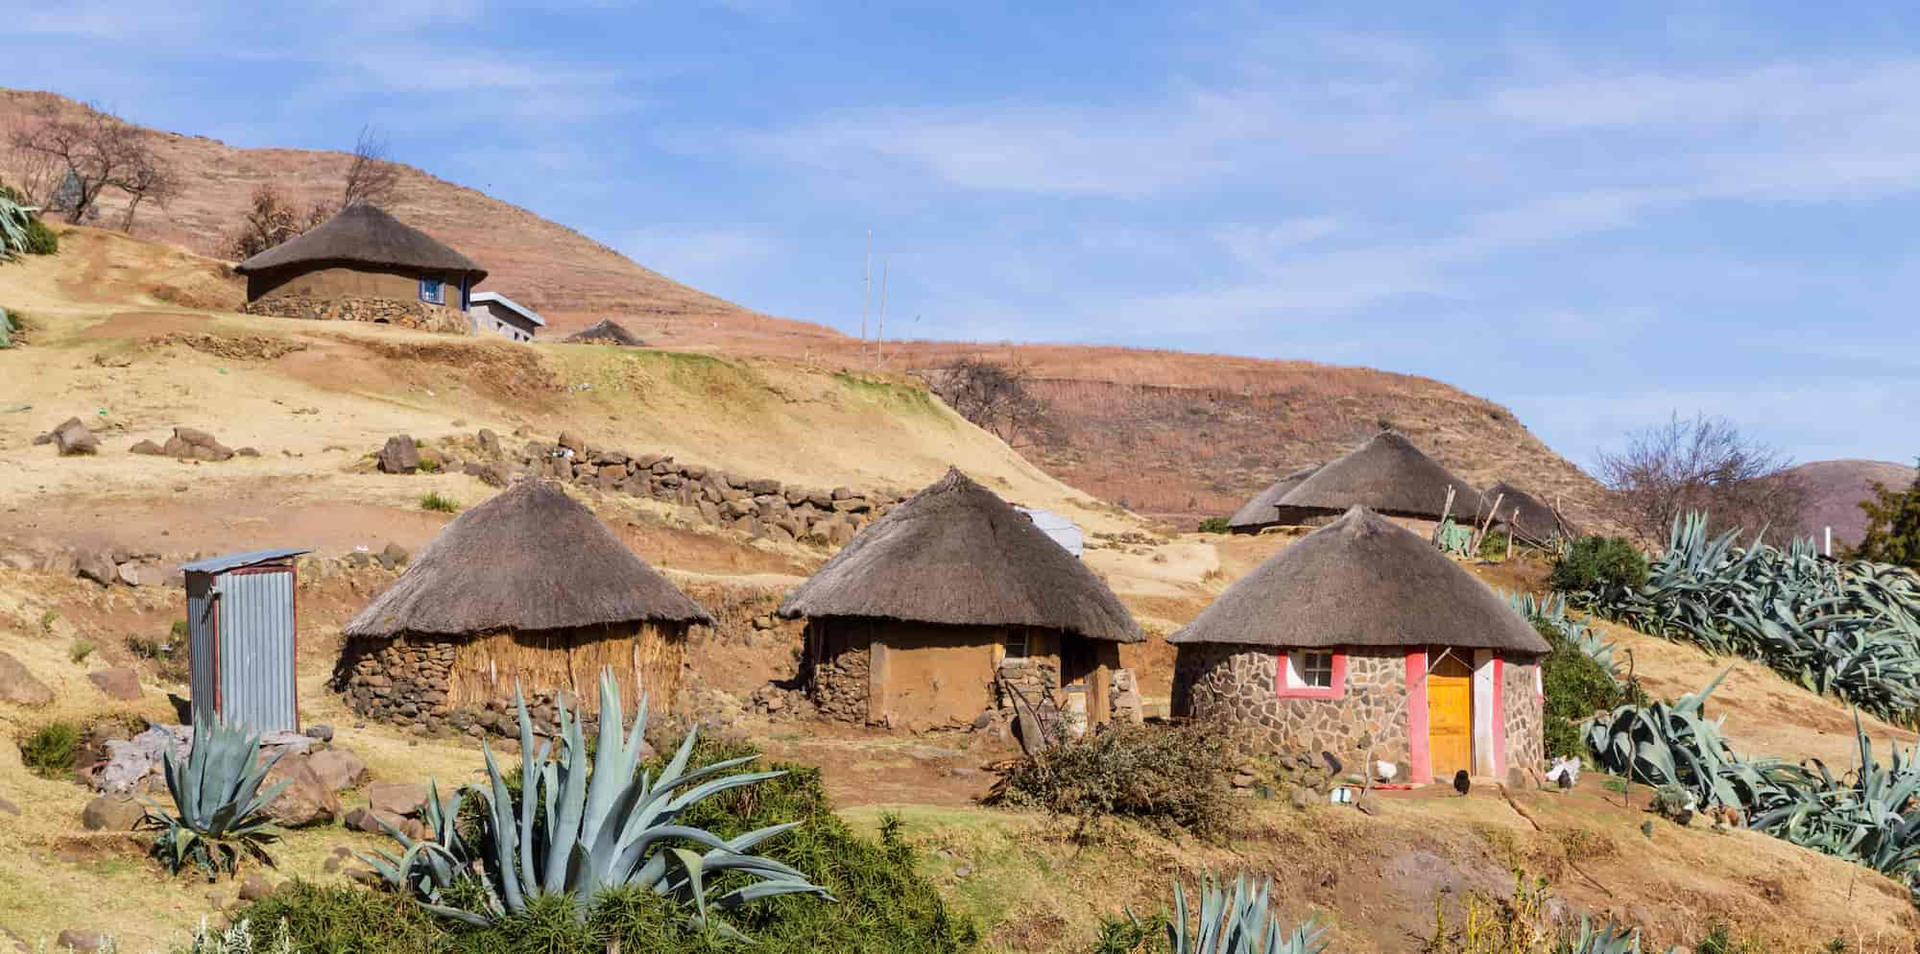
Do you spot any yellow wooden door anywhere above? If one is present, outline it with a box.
[1427,653,1474,781]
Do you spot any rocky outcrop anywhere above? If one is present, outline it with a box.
[0,651,53,706]
[378,435,420,474]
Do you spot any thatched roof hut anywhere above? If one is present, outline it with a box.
[781,467,1141,731]
[345,479,709,637]
[1172,506,1548,783]
[779,467,1140,642]
[236,202,486,281]
[1227,464,1321,533]
[564,319,645,346]
[1173,506,1547,653]
[1267,432,1485,525]
[1484,481,1576,545]
[339,480,709,728]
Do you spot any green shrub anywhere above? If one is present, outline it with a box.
[1476,530,1511,561]
[419,491,460,513]
[21,721,81,779]
[1538,619,1645,760]
[22,216,57,255]
[417,457,442,474]
[1550,536,1649,599]
[986,722,1233,840]
[1197,517,1231,534]
[70,639,94,664]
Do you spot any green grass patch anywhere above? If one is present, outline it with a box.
[69,639,94,664]
[419,491,461,514]
[832,371,941,416]
[20,721,80,779]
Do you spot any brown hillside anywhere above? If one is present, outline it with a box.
[0,90,1606,526]
[1789,459,1917,550]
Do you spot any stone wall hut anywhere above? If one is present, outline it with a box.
[1484,481,1577,546]
[779,468,1143,732]
[338,479,711,733]
[1227,464,1321,534]
[1171,506,1549,783]
[1235,431,1486,532]
[233,202,487,333]
[468,292,544,342]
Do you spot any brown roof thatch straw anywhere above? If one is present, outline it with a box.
[343,479,709,638]
[1485,481,1578,544]
[777,467,1142,642]
[1227,464,1322,531]
[1171,506,1549,654]
[564,319,645,346]
[1270,431,1486,524]
[234,201,487,281]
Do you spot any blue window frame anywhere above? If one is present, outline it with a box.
[419,277,445,305]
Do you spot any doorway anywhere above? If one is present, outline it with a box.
[1426,652,1474,780]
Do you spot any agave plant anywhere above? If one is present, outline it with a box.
[1168,873,1325,954]
[1564,917,1666,954]
[138,719,290,880]
[368,668,832,936]
[1509,590,1621,683]
[0,194,35,261]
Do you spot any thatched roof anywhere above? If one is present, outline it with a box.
[1485,481,1577,544]
[1227,464,1322,531]
[343,479,709,638]
[777,468,1142,642]
[1270,432,1485,524]
[564,319,644,346]
[1171,506,1550,654]
[234,202,487,280]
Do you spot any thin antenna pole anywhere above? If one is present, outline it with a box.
[876,257,890,369]
[861,230,872,359]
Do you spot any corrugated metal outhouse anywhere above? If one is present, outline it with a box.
[182,547,309,733]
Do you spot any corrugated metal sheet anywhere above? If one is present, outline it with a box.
[180,548,310,575]
[186,573,219,728]
[1015,507,1085,558]
[216,569,299,733]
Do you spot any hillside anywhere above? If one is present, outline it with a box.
[1789,459,1916,551]
[0,90,1609,528]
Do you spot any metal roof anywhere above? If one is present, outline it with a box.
[180,547,311,574]
[1014,507,1085,558]
[469,291,547,327]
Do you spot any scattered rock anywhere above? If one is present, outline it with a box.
[56,929,104,952]
[0,651,53,706]
[306,747,368,793]
[163,426,235,462]
[0,797,17,815]
[304,724,335,743]
[1289,788,1313,811]
[236,446,260,457]
[75,549,116,586]
[128,439,165,456]
[368,781,428,817]
[81,794,147,831]
[264,755,343,828]
[378,542,410,570]
[88,667,142,701]
[378,435,421,474]
[476,429,501,458]
[344,806,409,836]
[238,873,276,902]
[48,418,99,456]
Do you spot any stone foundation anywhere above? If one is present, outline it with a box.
[1174,644,1411,771]
[243,294,469,334]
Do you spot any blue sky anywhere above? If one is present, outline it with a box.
[14,2,1920,469]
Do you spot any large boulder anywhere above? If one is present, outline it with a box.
[81,794,147,831]
[476,428,502,458]
[377,435,420,474]
[306,748,368,793]
[163,426,235,462]
[264,755,343,828]
[367,781,428,817]
[74,549,117,586]
[0,651,53,706]
[88,667,142,701]
[48,418,98,456]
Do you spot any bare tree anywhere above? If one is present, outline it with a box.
[1596,412,1807,541]
[224,185,333,260]
[930,357,1063,450]
[8,101,175,229]
[341,124,400,207]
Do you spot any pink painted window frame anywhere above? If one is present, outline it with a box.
[1275,649,1348,699]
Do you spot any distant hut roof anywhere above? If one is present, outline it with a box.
[1271,432,1485,524]
[564,320,645,346]
[234,202,487,281]
[777,468,1142,642]
[1171,506,1549,654]
[343,480,709,638]
[1227,464,1322,531]
[470,292,545,327]
[1485,481,1577,544]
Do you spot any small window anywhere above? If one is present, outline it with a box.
[419,278,445,305]
[1004,630,1029,660]
[1296,651,1335,688]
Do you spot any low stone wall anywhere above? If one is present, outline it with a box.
[243,294,469,334]
[807,641,870,722]
[1174,644,1412,772]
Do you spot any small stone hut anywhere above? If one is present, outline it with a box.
[234,202,487,333]
[779,468,1143,732]
[339,479,711,732]
[1233,431,1486,532]
[1227,464,1321,533]
[1484,481,1577,545]
[1172,506,1549,783]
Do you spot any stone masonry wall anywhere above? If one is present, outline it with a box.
[338,635,608,739]
[808,640,870,722]
[1175,644,1411,772]
[1503,658,1544,774]
[243,294,469,334]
